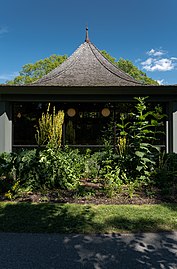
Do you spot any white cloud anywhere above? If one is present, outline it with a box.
[142,58,153,66]
[154,58,174,71]
[157,79,165,85]
[141,47,177,72]
[147,49,166,57]
[0,72,19,81]
[147,49,155,55]
[0,26,8,35]
[141,58,174,72]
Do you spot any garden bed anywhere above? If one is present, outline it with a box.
[1,183,176,205]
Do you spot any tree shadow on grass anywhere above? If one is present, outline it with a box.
[162,202,177,212]
[0,203,97,233]
[0,202,176,233]
[104,216,170,233]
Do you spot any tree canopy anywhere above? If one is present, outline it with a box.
[101,50,158,85]
[7,50,158,85]
[7,54,68,85]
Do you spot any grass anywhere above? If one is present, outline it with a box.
[0,202,177,233]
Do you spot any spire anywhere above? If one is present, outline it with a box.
[85,26,90,43]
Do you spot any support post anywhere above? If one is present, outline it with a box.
[167,101,177,153]
[166,120,169,153]
[0,102,12,153]
[173,101,177,153]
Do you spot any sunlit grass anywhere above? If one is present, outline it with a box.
[0,202,177,233]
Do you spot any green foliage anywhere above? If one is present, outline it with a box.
[0,152,21,199]
[101,163,123,197]
[35,103,64,148]
[117,58,158,85]
[84,156,100,179]
[100,97,166,196]
[101,50,116,64]
[38,147,85,190]
[0,98,168,200]
[101,51,158,85]
[0,148,86,192]
[4,180,20,200]
[7,54,67,85]
[116,97,166,184]
[83,149,114,179]
[0,152,15,194]
[155,153,177,198]
[8,150,43,192]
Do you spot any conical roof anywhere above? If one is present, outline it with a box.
[32,32,142,87]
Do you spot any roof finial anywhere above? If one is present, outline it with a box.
[85,26,90,43]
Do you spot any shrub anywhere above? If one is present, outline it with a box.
[83,149,116,179]
[155,153,177,197]
[38,147,85,190]
[116,97,166,184]
[0,152,15,194]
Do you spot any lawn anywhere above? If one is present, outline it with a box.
[0,202,177,233]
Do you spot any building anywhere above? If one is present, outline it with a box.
[0,28,177,153]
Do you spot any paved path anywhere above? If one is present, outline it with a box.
[0,232,177,268]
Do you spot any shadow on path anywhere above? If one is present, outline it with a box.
[0,232,177,268]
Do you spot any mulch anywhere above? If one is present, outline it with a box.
[1,178,176,204]
[1,189,175,205]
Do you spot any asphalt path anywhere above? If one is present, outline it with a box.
[0,232,177,268]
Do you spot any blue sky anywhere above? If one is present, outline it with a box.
[0,0,177,85]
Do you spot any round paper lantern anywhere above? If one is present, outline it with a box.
[67,108,76,117]
[101,108,110,117]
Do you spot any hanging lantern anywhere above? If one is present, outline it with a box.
[17,112,22,118]
[101,108,110,117]
[67,108,76,117]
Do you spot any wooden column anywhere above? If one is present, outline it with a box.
[167,101,177,153]
[0,102,12,153]
[173,101,177,153]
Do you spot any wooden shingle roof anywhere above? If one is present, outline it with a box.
[32,35,143,87]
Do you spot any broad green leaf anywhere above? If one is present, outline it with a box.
[135,151,145,158]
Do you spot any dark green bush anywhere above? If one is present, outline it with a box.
[155,153,177,197]
[11,148,85,191]
[39,147,85,190]
[0,152,14,193]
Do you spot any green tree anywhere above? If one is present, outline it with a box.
[101,51,158,85]
[101,50,116,64]
[7,49,158,85]
[117,58,158,85]
[7,54,67,85]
